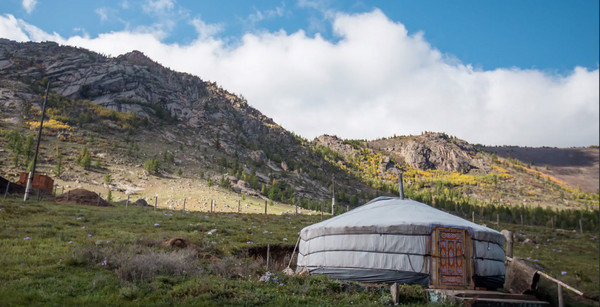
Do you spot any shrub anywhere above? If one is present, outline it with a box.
[208,256,262,280]
[77,145,91,169]
[115,248,199,282]
[68,242,200,283]
[103,173,111,185]
[144,158,159,174]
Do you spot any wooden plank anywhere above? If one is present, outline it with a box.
[537,271,584,296]
[506,257,584,296]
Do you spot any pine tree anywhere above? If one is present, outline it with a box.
[81,151,91,169]
[7,130,23,167]
[144,158,159,174]
[23,135,34,166]
[78,145,91,169]
[103,172,111,185]
[54,154,63,177]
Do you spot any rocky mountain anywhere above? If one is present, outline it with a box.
[0,39,597,212]
[0,39,382,207]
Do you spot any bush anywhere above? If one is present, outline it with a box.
[77,145,91,169]
[208,256,262,280]
[116,249,199,282]
[103,173,111,185]
[144,158,159,174]
[68,242,200,283]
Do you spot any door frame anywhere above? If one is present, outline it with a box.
[430,227,474,289]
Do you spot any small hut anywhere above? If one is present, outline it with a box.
[17,173,54,195]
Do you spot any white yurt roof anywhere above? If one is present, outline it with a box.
[301,196,504,245]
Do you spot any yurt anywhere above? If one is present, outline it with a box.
[296,196,505,290]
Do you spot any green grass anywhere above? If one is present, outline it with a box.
[1,197,597,306]
[0,198,404,306]
[499,223,600,304]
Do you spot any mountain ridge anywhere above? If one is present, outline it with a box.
[0,39,597,212]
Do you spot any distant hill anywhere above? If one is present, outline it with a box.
[482,146,599,193]
[0,39,597,214]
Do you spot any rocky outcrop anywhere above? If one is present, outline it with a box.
[370,132,486,173]
[313,135,357,158]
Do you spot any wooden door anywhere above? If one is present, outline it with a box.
[430,227,473,289]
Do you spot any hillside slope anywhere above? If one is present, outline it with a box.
[0,39,378,210]
[314,132,598,211]
[0,39,597,215]
[482,146,599,194]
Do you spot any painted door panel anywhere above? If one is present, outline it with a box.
[430,227,473,289]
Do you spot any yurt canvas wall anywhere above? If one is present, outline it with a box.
[297,197,505,289]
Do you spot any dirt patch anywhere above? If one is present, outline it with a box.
[55,189,113,207]
[161,237,189,248]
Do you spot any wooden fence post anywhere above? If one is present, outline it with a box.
[520,214,524,225]
[67,190,70,201]
[154,196,157,211]
[126,195,130,208]
[558,284,564,307]
[97,192,100,206]
[266,244,270,269]
[472,211,475,223]
[551,216,554,230]
[391,283,400,305]
[238,200,240,213]
[295,201,298,215]
[4,182,10,200]
[264,200,267,215]
[496,214,500,226]
[579,219,583,234]
[211,200,214,213]
[321,202,323,219]
[502,230,513,258]
[183,198,186,212]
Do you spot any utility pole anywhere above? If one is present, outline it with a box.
[24,80,50,201]
[398,171,404,200]
[331,175,335,215]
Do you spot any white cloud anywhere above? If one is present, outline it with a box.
[143,0,175,14]
[190,17,222,40]
[0,10,598,147]
[0,14,63,42]
[22,0,37,14]
[247,4,286,27]
[0,14,29,41]
[137,0,187,40]
[95,7,110,22]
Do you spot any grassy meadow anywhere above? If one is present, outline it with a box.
[0,196,598,306]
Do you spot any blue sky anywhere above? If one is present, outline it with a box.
[0,0,598,146]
